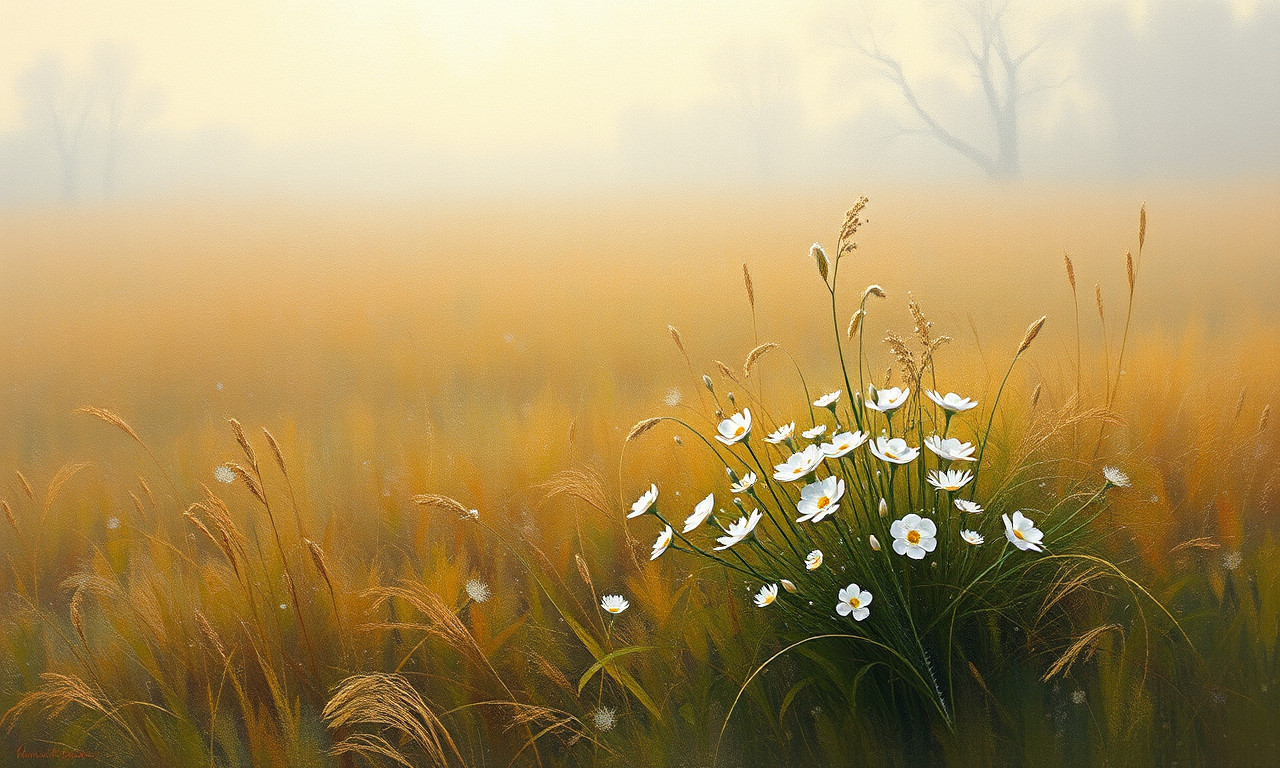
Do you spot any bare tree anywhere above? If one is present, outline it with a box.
[16,55,96,201]
[847,0,1046,179]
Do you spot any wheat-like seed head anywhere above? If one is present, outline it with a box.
[1043,624,1122,681]
[575,553,594,591]
[625,417,662,442]
[862,284,886,302]
[1031,383,1043,410]
[667,325,686,359]
[838,196,869,254]
[195,610,227,660]
[537,469,609,515]
[1126,251,1135,296]
[812,243,829,282]
[1017,316,1047,356]
[69,587,87,646]
[847,309,864,339]
[742,263,754,308]
[15,471,35,501]
[1064,253,1076,292]
[305,538,338,595]
[227,419,258,472]
[3,500,16,533]
[323,672,459,768]
[76,406,142,443]
[1095,283,1105,320]
[1260,405,1271,433]
[714,360,742,386]
[263,428,288,477]
[227,463,265,505]
[1139,203,1147,253]
[411,494,471,518]
[743,342,778,377]
[530,652,577,697]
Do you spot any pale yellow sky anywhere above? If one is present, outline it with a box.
[0,0,1271,156]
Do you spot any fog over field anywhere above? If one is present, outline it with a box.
[2,0,1279,204]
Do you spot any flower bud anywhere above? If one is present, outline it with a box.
[811,243,829,282]
[727,392,735,404]
[703,374,715,392]
[780,579,798,594]
[878,498,888,518]
[869,535,881,552]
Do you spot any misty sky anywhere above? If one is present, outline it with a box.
[1,0,1278,201]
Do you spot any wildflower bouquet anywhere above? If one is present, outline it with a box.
[623,200,1164,731]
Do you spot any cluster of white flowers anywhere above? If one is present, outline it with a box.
[623,380,1085,623]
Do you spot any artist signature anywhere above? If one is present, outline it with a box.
[15,744,101,760]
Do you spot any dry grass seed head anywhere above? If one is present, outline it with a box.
[3,500,16,533]
[1043,624,1123,682]
[411,493,471,518]
[1095,283,1105,320]
[538,469,609,515]
[847,310,864,339]
[262,428,288,477]
[625,417,663,443]
[1017,316,1048,356]
[1064,253,1076,291]
[667,325,687,360]
[742,263,755,308]
[714,360,742,386]
[306,538,337,595]
[227,418,257,472]
[15,471,36,501]
[743,342,778,378]
[323,673,460,768]
[1126,251,1136,296]
[1260,405,1271,433]
[195,610,228,660]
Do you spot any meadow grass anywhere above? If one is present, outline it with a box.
[0,189,1277,766]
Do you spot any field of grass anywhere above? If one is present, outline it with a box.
[1,186,1278,766]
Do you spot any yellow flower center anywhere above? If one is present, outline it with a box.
[849,597,861,609]
[1014,529,1025,540]
[885,451,898,459]
[907,530,921,545]
[733,426,745,437]
[817,496,830,508]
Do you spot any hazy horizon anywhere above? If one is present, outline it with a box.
[3,0,1279,205]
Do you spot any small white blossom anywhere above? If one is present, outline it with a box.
[601,595,629,614]
[889,514,937,560]
[954,499,984,514]
[801,424,827,439]
[813,391,841,408]
[715,409,752,445]
[865,386,910,413]
[836,583,872,621]
[628,484,658,519]
[927,469,974,492]
[1003,511,1044,552]
[960,530,984,546]
[821,431,868,458]
[650,525,673,560]
[869,437,919,465]
[713,509,762,551]
[925,391,978,412]
[754,584,778,608]
[729,472,757,494]
[765,423,795,444]
[773,445,825,482]
[924,435,976,462]
[805,550,824,570]
[682,493,715,533]
[796,476,844,523]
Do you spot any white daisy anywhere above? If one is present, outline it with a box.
[765,423,795,444]
[753,583,778,608]
[954,499,984,514]
[713,509,762,551]
[729,471,757,494]
[924,435,976,462]
[865,386,910,413]
[960,530,984,546]
[805,549,823,570]
[465,579,491,603]
[601,594,629,614]
[869,437,919,465]
[1002,511,1044,552]
[821,430,869,458]
[835,583,872,621]
[1103,466,1131,488]
[773,445,825,482]
[889,514,937,560]
[813,391,841,408]
[715,409,752,445]
[927,469,974,492]
[926,391,978,412]
[801,424,827,440]
[682,493,715,533]
[650,525,674,560]
[214,465,236,484]
[796,476,845,523]
[628,484,658,519]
